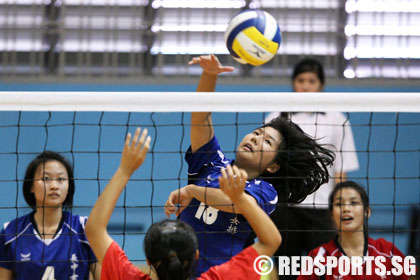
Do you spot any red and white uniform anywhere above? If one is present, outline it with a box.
[101,241,262,280]
[297,237,413,280]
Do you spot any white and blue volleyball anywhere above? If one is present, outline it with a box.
[224,9,281,66]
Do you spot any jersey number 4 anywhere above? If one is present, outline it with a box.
[195,202,219,225]
[42,266,55,280]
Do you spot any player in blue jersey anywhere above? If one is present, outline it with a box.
[0,151,100,280]
[164,54,336,276]
[85,127,282,280]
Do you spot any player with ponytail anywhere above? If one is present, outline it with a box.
[85,127,282,280]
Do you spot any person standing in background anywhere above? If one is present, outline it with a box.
[0,151,100,280]
[297,181,416,280]
[265,58,359,279]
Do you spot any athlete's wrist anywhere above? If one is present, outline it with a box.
[202,70,219,78]
[184,184,195,198]
[230,193,250,208]
[115,167,132,181]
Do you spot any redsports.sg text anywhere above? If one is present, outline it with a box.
[277,256,416,276]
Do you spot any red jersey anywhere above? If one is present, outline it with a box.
[101,241,262,280]
[297,237,413,280]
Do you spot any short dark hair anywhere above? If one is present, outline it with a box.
[23,151,75,209]
[292,58,325,85]
[144,219,198,280]
[262,116,335,203]
[328,180,370,214]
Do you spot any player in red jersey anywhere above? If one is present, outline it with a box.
[85,127,282,280]
[297,181,416,280]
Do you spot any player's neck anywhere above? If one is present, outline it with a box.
[244,169,259,180]
[234,163,258,180]
[338,230,365,257]
[34,207,63,236]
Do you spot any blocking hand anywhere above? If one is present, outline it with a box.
[119,127,151,177]
[188,54,234,76]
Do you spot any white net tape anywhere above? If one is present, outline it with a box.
[1,92,420,112]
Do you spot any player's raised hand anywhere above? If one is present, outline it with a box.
[188,54,234,75]
[119,127,151,177]
[218,165,248,204]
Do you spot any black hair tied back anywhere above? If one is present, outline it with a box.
[166,251,184,280]
[144,220,198,280]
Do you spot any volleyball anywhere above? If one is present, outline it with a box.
[224,9,281,66]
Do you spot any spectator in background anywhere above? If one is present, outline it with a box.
[265,58,359,279]
[297,181,416,280]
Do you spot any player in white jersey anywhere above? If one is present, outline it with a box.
[0,151,100,280]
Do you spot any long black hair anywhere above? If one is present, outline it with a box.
[144,219,198,280]
[262,116,335,203]
[23,151,75,209]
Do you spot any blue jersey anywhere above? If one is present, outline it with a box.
[0,211,96,280]
[180,136,278,276]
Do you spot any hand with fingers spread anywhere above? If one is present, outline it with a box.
[188,54,234,76]
[218,165,248,204]
[165,186,193,217]
[119,127,151,177]
[85,127,151,264]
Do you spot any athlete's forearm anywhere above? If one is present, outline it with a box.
[191,71,217,151]
[87,168,130,234]
[196,71,218,92]
[87,128,150,263]
[85,168,130,262]
[0,267,13,280]
[190,112,214,152]
[233,194,281,256]
[185,184,246,213]
[192,72,217,129]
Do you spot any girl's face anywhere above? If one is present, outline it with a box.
[332,188,369,232]
[32,160,69,208]
[236,126,282,176]
[293,72,323,92]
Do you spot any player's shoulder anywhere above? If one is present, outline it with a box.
[1,212,32,233]
[198,135,221,152]
[368,237,390,247]
[367,237,401,255]
[62,211,88,232]
[247,179,276,195]
[0,212,33,245]
[187,136,224,163]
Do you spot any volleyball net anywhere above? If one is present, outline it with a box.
[0,91,419,264]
